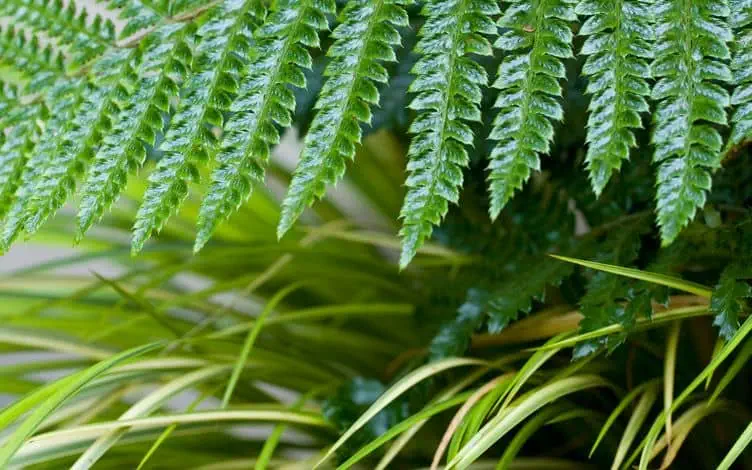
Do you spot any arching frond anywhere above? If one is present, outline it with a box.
[0,0,115,67]
[0,105,45,221]
[130,0,264,252]
[0,80,20,127]
[652,0,732,244]
[76,24,194,239]
[277,0,409,238]
[729,0,752,147]
[397,0,499,268]
[486,0,576,218]
[576,0,653,195]
[0,26,65,92]
[0,80,82,247]
[194,0,335,252]
[22,45,149,236]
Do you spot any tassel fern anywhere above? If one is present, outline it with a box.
[0,0,751,264]
[131,0,264,252]
[194,0,335,251]
[486,0,576,219]
[277,0,410,237]
[652,0,732,244]
[576,0,653,195]
[397,0,499,267]
[730,0,752,147]
[77,24,193,239]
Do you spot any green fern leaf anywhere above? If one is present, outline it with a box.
[729,0,752,147]
[711,263,752,340]
[652,0,732,245]
[277,0,410,238]
[21,46,149,236]
[0,80,83,248]
[576,0,653,195]
[0,0,115,67]
[0,26,65,92]
[0,80,20,127]
[76,25,194,239]
[486,0,576,219]
[194,0,335,252]
[101,0,169,39]
[0,105,45,223]
[131,0,264,253]
[397,0,499,268]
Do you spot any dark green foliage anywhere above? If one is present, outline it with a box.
[711,263,752,339]
[652,0,732,245]
[573,216,650,357]
[194,0,335,251]
[486,0,575,219]
[398,0,499,267]
[277,0,410,238]
[576,0,653,195]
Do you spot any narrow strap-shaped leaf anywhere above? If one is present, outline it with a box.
[131,0,265,253]
[728,0,752,147]
[0,26,65,92]
[0,0,115,67]
[278,0,410,238]
[76,24,194,238]
[194,0,335,252]
[397,0,500,267]
[486,0,576,218]
[652,0,732,244]
[576,0,654,194]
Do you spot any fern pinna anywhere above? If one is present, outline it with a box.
[0,0,751,260]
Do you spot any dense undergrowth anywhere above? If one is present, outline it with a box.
[0,0,751,468]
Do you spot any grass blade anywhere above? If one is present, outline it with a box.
[549,255,712,298]
[717,421,752,470]
[0,341,164,467]
[315,357,485,468]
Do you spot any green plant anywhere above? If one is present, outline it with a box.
[0,0,751,469]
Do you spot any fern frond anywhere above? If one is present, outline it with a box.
[101,0,169,39]
[0,26,65,92]
[397,0,499,268]
[729,0,752,147]
[0,0,115,67]
[277,0,410,238]
[76,24,194,240]
[652,0,732,244]
[131,0,264,253]
[21,46,147,236]
[576,0,653,195]
[0,80,20,127]
[0,105,45,223]
[0,80,83,248]
[194,0,335,252]
[486,0,576,218]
